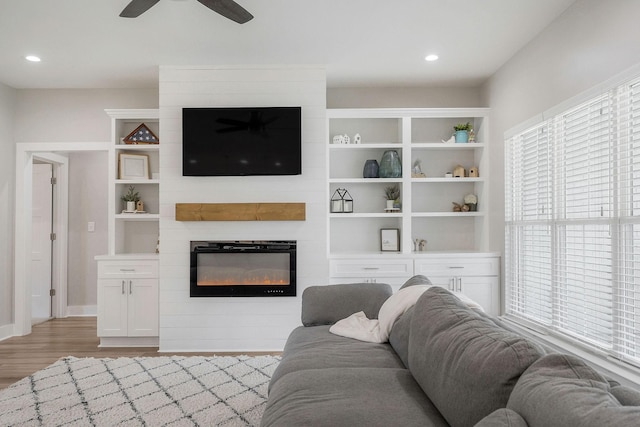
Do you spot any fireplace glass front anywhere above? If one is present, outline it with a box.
[190,241,296,297]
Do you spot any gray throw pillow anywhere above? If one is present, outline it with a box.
[408,287,545,427]
[399,274,432,290]
[610,385,640,406]
[507,353,640,427]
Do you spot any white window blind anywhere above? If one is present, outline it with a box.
[505,78,640,366]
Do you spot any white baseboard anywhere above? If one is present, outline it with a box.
[66,305,97,317]
[0,323,15,342]
[99,337,159,347]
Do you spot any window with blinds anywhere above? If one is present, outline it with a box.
[505,78,640,366]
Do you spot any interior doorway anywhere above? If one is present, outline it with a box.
[31,162,54,324]
[14,142,108,337]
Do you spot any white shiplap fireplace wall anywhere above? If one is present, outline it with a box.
[158,66,328,351]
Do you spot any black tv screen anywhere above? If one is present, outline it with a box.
[182,107,302,176]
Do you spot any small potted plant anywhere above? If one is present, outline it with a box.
[384,184,400,210]
[464,194,478,211]
[121,185,140,212]
[454,122,472,143]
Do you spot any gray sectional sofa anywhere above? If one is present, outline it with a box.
[261,279,640,427]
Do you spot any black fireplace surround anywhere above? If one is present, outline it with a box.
[190,240,297,297]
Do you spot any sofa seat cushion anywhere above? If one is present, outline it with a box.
[269,325,405,389]
[507,353,640,427]
[261,367,449,427]
[408,287,546,427]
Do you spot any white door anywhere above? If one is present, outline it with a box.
[31,163,53,322]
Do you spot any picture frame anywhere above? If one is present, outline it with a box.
[380,228,400,252]
[119,153,150,180]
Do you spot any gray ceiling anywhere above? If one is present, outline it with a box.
[0,0,576,89]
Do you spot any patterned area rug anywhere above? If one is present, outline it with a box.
[0,355,280,426]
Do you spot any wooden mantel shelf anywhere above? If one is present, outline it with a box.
[175,203,306,221]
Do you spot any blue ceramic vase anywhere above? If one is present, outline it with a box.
[363,159,379,178]
[455,130,469,143]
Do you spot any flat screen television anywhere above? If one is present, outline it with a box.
[182,106,302,176]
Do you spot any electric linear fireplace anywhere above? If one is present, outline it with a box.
[190,241,296,297]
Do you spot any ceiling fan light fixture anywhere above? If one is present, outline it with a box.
[425,54,439,62]
[25,55,41,62]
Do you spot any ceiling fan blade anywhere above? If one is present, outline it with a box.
[196,0,253,24]
[119,0,161,17]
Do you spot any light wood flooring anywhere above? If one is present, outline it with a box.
[0,317,278,390]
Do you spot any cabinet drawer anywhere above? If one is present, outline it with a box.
[330,259,413,278]
[98,260,158,278]
[414,257,499,277]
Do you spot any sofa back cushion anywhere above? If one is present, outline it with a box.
[301,282,392,326]
[388,305,414,368]
[474,409,528,427]
[507,353,640,427]
[408,287,545,427]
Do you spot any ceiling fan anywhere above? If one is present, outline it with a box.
[119,0,253,24]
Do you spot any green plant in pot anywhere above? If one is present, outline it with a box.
[121,185,140,212]
[454,122,472,143]
[384,184,401,210]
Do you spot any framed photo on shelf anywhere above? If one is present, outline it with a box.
[380,228,400,252]
[119,153,149,180]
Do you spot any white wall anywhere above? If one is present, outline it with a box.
[482,0,640,289]
[0,82,16,332]
[15,89,158,143]
[327,86,484,109]
[67,151,108,312]
[158,66,327,351]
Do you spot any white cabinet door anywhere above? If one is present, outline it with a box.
[427,276,499,316]
[97,279,128,337]
[128,279,159,336]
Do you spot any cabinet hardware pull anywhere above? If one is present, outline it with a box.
[448,266,464,269]
[457,277,462,292]
[129,280,133,294]
[121,280,125,295]
[363,267,379,270]
[120,268,135,272]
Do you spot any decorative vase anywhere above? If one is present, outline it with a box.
[386,199,395,209]
[363,159,379,178]
[126,201,136,212]
[379,150,402,178]
[455,130,469,143]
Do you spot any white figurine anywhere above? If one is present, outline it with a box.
[442,135,455,144]
[353,133,361,144]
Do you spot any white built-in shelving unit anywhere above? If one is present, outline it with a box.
[96,109,160,346]
[105,109,160,256]
[327,108,500,315]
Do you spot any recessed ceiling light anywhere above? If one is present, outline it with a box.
[25,55,41,62]
[425,54,439,62]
